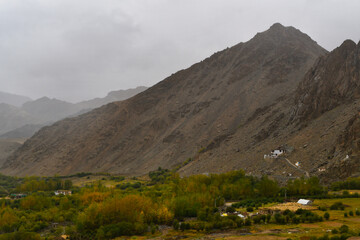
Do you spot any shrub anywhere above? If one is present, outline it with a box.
[349,210,354,216]
[244,218,252,226]
[246,206,254,212]
[324,212,330,220]
[226,206,236,213]
[318,206,327,211]
[339,225,349,233]
[356,209,360,216]
[330,202,345,210]
[173,219,179,230]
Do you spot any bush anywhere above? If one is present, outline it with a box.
[318,206,328,211]
[173,219,179,230]
[349,210,354,216]
[246,207,254,212]
[324,212,330,220]
[244,218,252,226]
[339,225,349,233]
[226,206,236,213]
[330,202,345,210]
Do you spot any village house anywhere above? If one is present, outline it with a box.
[10,193,27,199]
[264,148,285,159]
[297,199,312,205]
[54,190,72,196]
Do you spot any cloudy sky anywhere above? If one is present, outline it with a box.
[0,0,359,102]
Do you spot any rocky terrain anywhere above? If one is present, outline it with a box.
[5,23,350,179]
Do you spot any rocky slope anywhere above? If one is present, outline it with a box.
[76,86,148,110]
[1,23,330,177]
[180,39,360,183]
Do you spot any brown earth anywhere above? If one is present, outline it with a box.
[2,23,359,180]
[266,202,316,211]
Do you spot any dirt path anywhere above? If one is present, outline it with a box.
[284,158,310,177]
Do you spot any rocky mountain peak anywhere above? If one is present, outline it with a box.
[293,39,360,121]
[0,24,327,177]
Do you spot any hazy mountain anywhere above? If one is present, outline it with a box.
[0,87,147,138]
[0,140,22,168]
[0,103,40,135]
[1,23,332,178]
[0,124,46,139]
[0,91,32,107]
[76,86,148,110]
[22,97,81,123]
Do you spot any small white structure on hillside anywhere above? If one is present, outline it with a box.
[264,149,285,159]
[295,162,300,167]
[271,149,284,157]
[297,199,312,205]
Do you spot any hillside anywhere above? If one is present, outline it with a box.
[76,86,148,110]
[1,23,331,177]
[180,39,360,183]
[0,140,22,167]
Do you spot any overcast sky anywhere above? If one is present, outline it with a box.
[0,0,359,102]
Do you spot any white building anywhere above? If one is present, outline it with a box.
[297,199,312,205]
[54,190,72,196]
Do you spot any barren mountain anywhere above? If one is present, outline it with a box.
[180,39,360,183]
[0,103,40,135]
[0,124,46,139]
[1,23,331,177]
[0,140,22,167]
[0,91,32,107]
[0,87,147,138]
[22,97,81,123]
[76,86,148,110]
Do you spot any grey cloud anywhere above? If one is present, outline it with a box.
[0,0,359,102]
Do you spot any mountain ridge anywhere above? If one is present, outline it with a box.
[0,87,148,136]
[1,23,332,178]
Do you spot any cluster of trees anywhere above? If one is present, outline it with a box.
[148,167,172,183]
[1,169,360,239]
[16,177,72,192]
[307,224,358,240]
[76,194,172,239]
[331,177,360,191]
[273,209,323,224]
[0,174,22,197]
[286,177,326,196]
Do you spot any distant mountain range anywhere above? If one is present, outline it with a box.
[0,91,32,107]
[2,23,359,182]
[0,86,147,137]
